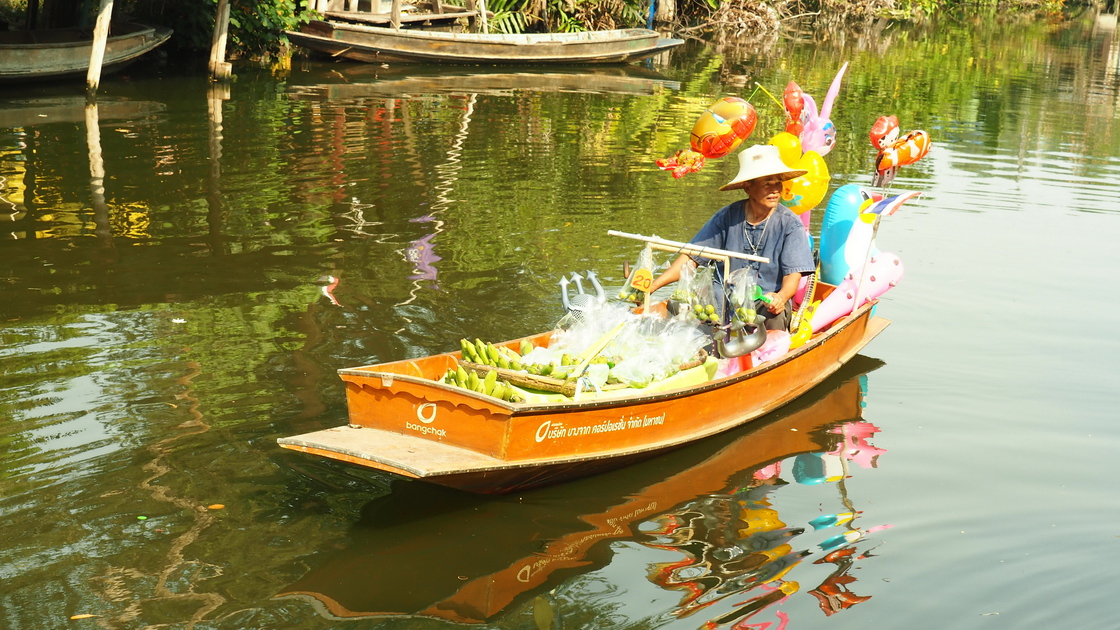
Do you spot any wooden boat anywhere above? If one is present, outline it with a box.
[276,357,883,622]
[285,19,684,65]
[0,22,172,83]
[278,276,889,493]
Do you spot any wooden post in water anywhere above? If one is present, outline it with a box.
[86,0,114,96]
[209,0,233,81]
[84,102,112,245]
[390,0,402,30]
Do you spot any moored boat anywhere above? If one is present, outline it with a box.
[278,276,889,494]
[0,21,172,83]
[285,19,684,65]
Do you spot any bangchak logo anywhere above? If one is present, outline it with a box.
[406,402,446,437]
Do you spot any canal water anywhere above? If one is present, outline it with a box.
[2,9,1119,629]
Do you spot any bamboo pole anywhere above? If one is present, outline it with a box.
[209,0,233,81]
[390,0,401,30]
[86,0,114,96]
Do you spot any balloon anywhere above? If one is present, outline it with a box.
[656,97,758,179]
[799,62,848,156]
[869,115,899,150]
[783,82,805,136]
[818,184,875,285]
[810,253,904,333]
[693,97,758,159]
[751,329,791,365]
[873,129,931,187]
[768,132,803,168]
[788,314,813,349]
[781,150,830,215]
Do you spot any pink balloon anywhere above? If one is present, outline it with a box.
[810,253,904,333]
[798,62,848,156]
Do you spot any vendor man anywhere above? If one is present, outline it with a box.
[650,144,815,331]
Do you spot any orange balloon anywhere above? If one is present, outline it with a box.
[690,97,758,160]
[875,130,931,171]
[782,151,830,214]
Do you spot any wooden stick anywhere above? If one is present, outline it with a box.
[608,230,769,264]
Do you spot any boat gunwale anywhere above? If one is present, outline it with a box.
[0,22,163,49]
[336,301,882,414]
[307,20,661,46]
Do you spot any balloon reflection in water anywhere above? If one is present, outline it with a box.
[640,422,890,627]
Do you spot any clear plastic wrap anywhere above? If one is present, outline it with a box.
[607,317,708,388]
[618,245,655,304]
[728,267,760,327]
[687,264,720,325]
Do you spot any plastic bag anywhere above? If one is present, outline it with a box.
[669,263,696,320]
[618,245,655,304]
[687,264,720,325]
[728,267,760,327]
[607,316,707,387]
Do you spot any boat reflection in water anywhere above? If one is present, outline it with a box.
[285,62,681,99]
[277,355,892,626]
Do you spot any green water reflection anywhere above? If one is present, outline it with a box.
[1,8,1119,628]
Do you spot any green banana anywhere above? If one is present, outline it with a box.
[455,366,468,388]
[520,339,533,356]
[483,370,497,396]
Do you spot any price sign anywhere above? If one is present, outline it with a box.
[629,268,653,292]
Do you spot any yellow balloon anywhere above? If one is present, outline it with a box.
[769,132,803,168]
[781,150,830,214]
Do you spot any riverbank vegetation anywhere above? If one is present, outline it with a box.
[0,0,1083,58]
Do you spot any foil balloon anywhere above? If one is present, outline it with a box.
[657,97,758,179]
[869,115,899,150]
[768,132,803,169]
[783,81,805,136]
[873,128,932,188]
[799,62,848,156]
[781,150,830,216]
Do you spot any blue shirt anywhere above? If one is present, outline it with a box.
[690,200,815,294]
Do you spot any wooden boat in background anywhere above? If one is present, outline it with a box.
[0,22,172,83]
[278,280,889,493]
[276,356,883,622]
[286,19,684,65]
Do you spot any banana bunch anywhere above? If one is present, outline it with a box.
[439,364,524,403]
[459,338,527,372]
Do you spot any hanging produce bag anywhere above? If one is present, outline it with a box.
[618,245,655,304]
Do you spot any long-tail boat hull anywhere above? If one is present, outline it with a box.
[278,297,888,494]
[275,357,880,621]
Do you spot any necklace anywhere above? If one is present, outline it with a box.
[743,207,773,256]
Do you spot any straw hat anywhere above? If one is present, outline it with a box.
[719,144,808,192]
